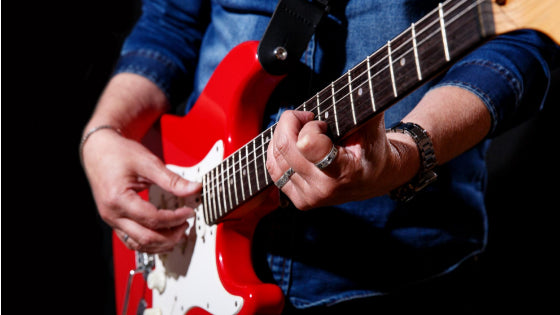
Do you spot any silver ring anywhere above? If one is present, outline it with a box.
[123,234,129,242]
[274,167,295,189]
[315,144,338,170]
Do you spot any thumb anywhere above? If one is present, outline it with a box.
[143,158,202,197]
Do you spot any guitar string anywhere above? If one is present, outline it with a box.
[215,0,480,176]
[296,0,482,120]
[203,0,486,210]
[204,0,482,199]
[203,0,484,208]
[207,0,480,187]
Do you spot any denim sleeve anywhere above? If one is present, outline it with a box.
[432,30,560,137]
[113,0,209,107]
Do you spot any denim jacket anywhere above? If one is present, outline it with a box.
[114,0,559,309]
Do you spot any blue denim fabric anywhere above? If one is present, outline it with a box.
[113,0,559,310]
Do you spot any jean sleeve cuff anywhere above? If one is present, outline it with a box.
[113,49,190,107]
[431,59,522,137]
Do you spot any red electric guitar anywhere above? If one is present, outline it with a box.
[113,1,560,314]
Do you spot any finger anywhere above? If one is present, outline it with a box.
[114,228,140,251]
[136,153,202,198]
[268,110,314,178]
[296,120,334,165]
[120,189,196,230]
[116,219,190,253]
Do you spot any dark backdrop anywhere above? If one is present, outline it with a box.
[5,1,558,314]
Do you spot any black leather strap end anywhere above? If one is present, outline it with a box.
[258,0,329,75]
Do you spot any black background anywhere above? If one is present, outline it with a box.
[4,1,559,314]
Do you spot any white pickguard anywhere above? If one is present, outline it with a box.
[146,140,243,315]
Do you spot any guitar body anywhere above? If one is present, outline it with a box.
[113,41,286,315]
[112,1,560,314]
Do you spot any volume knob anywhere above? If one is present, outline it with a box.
[146,269,166,294]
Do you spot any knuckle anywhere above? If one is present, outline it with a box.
[294,200,312,211]
[99,191,125,220]
[144,217,160,229]
[103,190,121,210]
[167,172,183,190]
[274,134,290,157]
[136,234,154,248]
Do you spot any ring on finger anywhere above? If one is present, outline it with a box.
[315,144,338,170]
[275,167,295,189]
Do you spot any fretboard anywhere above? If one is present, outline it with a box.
[202,0,495,225]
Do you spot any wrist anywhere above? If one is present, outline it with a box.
[386,121,438,202]
[87,73,170,141]
[385,131,421,186]
[79,125,123,167]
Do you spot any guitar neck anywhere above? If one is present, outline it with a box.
[302,0,495,141]
[202,0,557,225]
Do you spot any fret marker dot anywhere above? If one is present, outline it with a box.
[400,58,406,66]
[358,87,363,96]
[325,111,329,119]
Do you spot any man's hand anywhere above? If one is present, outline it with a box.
[81,73,202,253]
[266,110,415,210]
[82,127,201,253]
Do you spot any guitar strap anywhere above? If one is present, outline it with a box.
[258,0,330,75]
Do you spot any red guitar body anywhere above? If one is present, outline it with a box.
[109,0,560,313]
[113,41,286,315]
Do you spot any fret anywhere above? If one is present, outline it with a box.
[203,173,211,224]
[252,137,261,191]
[330,82,341,136]
[213,167,220,221]
[439,3,451,61]
[415,7,448,79]
[231,155,240,206]
[391,29,422,97]
[443,0,490,60]
[387,40,398,98]
[245,145,253,196]
[302,98,316,116]
[347,71,357,125]
[209,173,215,223]
[212,169,218,222]
[225,158,233,209]
[206,171,212,223]
[255,139,262,191]
[369,48,394,112]
[316,93,322,121]
[261,132,269,186]
[366,57,376,112]
[220,164,227,213]
[331,76,354,138]
[237,150,245,202]
[411,22,422,81]
[315,87,339,136]
[349,59,375,122]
